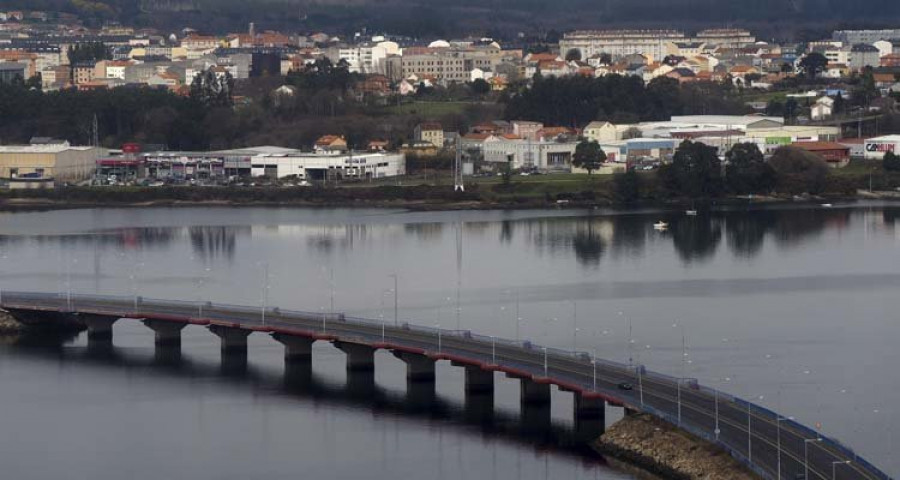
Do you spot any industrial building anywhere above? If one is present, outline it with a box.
[0,142,103,185]
[141,146,405,181]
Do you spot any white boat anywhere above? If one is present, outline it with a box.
[653,221,668,230]
[685,210,698,216]
[821,203,833,208]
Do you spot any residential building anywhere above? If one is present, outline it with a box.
[72,62,96,85]
[693,29,756,49]
[583,121,619,143]
[314,135,348,153]
[414,123,444,148]
[482,136,578,171]
[511,121,543,141]
[833,30,900,45]
[397,47,513,84]
[0,62,25,83]
[560,30,686,62]
[850,44,881,70]
[811,97,835,120]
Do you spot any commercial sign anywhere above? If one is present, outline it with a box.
[765,137,792,145]
[864,141,899,158]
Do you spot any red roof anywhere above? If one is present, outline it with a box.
[791,141,850,152]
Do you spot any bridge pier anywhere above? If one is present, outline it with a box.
[520,378,551,405]
[334,342,375,371]
[464,366,494,394]
[346,369,377,398]
[272,333,315,363]
[392,351,436,382]
[143,319,187,347]
[208,325,252,354]
[574,394,606,441]
[520,402,552,437]
[78,314,119,344]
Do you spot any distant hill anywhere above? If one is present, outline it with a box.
[3,0,900,38]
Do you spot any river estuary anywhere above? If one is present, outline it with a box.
[0,204,897,479]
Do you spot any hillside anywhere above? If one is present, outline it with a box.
[3,0,900,38]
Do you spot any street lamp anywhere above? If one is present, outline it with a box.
[490,335,496,364]
[515,291,521,342]
[618,311,633,366]
[436,323,442,354]
[388,273,398,326]
[748,395,765,464]
[776,415,794,480]
[542,347,548,377]
[260,262,270,326]
[832,460,851,480]
[591,351,597,392]
[804,437,822,480]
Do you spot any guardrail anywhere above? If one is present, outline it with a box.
[2,291,893,480]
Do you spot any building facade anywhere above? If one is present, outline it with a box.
[560,30,686,62]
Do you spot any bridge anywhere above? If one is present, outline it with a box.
[0,291,892,480]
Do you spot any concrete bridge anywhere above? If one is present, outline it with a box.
[0,291,892,480]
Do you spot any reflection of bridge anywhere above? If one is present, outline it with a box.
[1,292,891,480]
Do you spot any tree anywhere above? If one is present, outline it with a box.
[572,139,607,174]
[725,143,775,194]
[470,78,491,96]
[565,48,582,62]
[784,98,799,120]
[768,146,830,194]
[833,92,845,115]
[660,140,723,198]
[613,168,641,203]
[190,68,234,108]
[799,53,828,80]
[884,151,900,172]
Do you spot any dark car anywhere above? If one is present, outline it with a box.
[617,382,634,391]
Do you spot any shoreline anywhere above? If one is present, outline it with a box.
[1,190,898,213]
[593,413,760,480]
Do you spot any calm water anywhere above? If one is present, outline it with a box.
[0,204,898,478]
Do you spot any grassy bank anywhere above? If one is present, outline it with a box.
[1,166,898,211]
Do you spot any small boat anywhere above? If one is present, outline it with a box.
[821,203,833,208]
[685,210,698,216]
[653,221,668,230]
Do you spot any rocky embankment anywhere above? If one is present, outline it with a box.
[595,413,759,480]
[0,311,23,335]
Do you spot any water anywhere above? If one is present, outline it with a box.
[0,204,898,478]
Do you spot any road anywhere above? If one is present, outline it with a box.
[0,291,891,480]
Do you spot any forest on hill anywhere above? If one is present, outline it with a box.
[4,0,900,39]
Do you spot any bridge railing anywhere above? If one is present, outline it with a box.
[2,291,893,480]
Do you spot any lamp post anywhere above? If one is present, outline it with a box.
[571,300,577,351]
[542,347,548,377]
[515,291,521,342]
[389,273,398,326]
[832,460,851,480]
[260,262,269,326]
[618,311,633,366]
[491,335,496,364]
[591,351,597,392]
[436,324,442,354]
[804,437,822,480]
[776,415,794,480]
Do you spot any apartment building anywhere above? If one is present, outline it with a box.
[560,30,685,62]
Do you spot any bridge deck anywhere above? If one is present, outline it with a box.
[0,292,890,480]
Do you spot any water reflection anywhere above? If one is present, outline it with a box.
[0,206,893,271]
[5,336,612,464]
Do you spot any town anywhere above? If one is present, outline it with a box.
[0,10,899,198]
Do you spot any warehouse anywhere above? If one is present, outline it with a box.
[0,142,104,185]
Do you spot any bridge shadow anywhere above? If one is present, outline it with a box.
[6,332,611,466]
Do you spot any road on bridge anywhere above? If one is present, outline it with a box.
[0,291,890,480]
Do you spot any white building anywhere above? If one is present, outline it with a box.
[864,135,900,159]
[249,151,405,180]
[482,136,577,171]
[560,30,686,62]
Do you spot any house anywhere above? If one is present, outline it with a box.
[811,97,835,121]
[314,135,348,153]
[849,44,881,71]
[72,62,97,85]
[511,121,543,141]
[583,121,619,143]
[414,123,444,148]
[367,139,389,152]
[665,67,697,83]
[792,141,851,168]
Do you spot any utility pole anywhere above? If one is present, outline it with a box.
[454,134,464,191]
